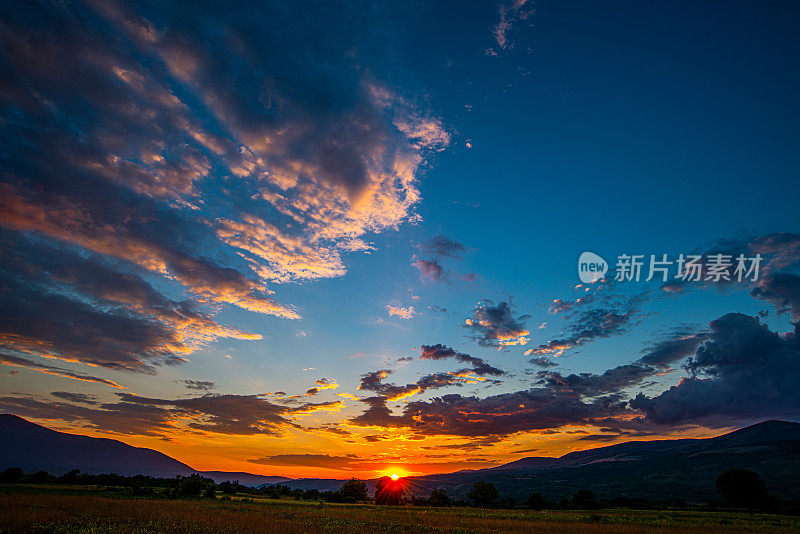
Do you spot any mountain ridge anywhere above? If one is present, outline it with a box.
[3,414,799,502]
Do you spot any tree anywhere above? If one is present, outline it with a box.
[219,481,237,495]
[28,471,51,484]
[467,481,499,508]
[526,492,547,510]
[177,474,212,496]
[716,469,769,508]
[340,478,368,502]
[572,489,598,509]
[0,467,24,483]
[428,489,451,507]
[204,484,217,498]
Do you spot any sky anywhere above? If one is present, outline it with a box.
[1,0,799,479]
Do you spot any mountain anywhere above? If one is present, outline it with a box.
[400,420,800,502]
[0,414,297,484]
[0,414,195,477]
[4,414,800,503]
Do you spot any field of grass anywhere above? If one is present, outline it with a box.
[1,488,799,533]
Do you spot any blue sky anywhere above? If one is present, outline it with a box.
[1,0,799,477]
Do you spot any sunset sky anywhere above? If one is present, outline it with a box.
[1,1,799,479]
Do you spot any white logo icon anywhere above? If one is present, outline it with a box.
[578,251,607,283]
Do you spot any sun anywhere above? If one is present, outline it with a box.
[390,473,399,481]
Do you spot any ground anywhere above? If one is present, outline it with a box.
[1,486,799,533]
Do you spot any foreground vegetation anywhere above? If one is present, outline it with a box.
[2,487,800,534]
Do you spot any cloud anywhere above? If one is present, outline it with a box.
[0,229,259,372]
[182,380,216,391]
[412,258,445,282]
[0,391,343,438]
[0,0,448,375]
[306,378,339,395]
[631,312,800,426]
[418,235,466,258]
[548,299,574,315]
[355,363,495,405]
[638,330,709,367]
[528,306,638,358]
[465,300,530,348]
[527,355,557,368]
[0,351,125,389]
[751,272,800,320]
[492,0,534,50]
[51,392,99,405]
[419,344,504,376]
[401,389,628,437]
[386,305,415,319]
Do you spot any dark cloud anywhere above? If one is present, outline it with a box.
[182,380,216,391]
[751,272,800,320]
[418,235,466,259]
[0,391,342,438]
[0,351,124,389]
[0,229,257,372]
[465,300,530,348]
[419,344,504,376]
[528,356,558,368]
[50,392,99,405]
[536,364,658,398]
[638,330,709,367]
[398,390,629,437]
[528,307,637,358]
[631,313,800,426]
[356,369,472,401]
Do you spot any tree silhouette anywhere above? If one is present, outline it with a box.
[0,467,24,483]
[716,469,769,508]
[340,477,368,502]
[428,489,451,507]
[572,489,598,509]
[526,492,547,510]
[467,481,499,508]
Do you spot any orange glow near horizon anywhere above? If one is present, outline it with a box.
[29,417,740,480]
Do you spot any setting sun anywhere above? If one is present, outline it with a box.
[390,473,399,481]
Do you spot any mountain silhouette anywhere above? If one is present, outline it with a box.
[405,420,800,502]
[0,414,288,484]
[3,414,799,502]
[0,414,194,477]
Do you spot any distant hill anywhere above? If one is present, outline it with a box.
[197,471,291,486]
[402,420,800,502]
[4,414,800,503]
[0,414,286,484]
[0,414,195,477]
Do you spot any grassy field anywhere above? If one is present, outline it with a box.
[1,489,799,533]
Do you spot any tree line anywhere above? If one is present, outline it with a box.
[2,466,798,513]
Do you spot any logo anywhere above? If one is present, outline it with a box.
[578,251,608,283]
